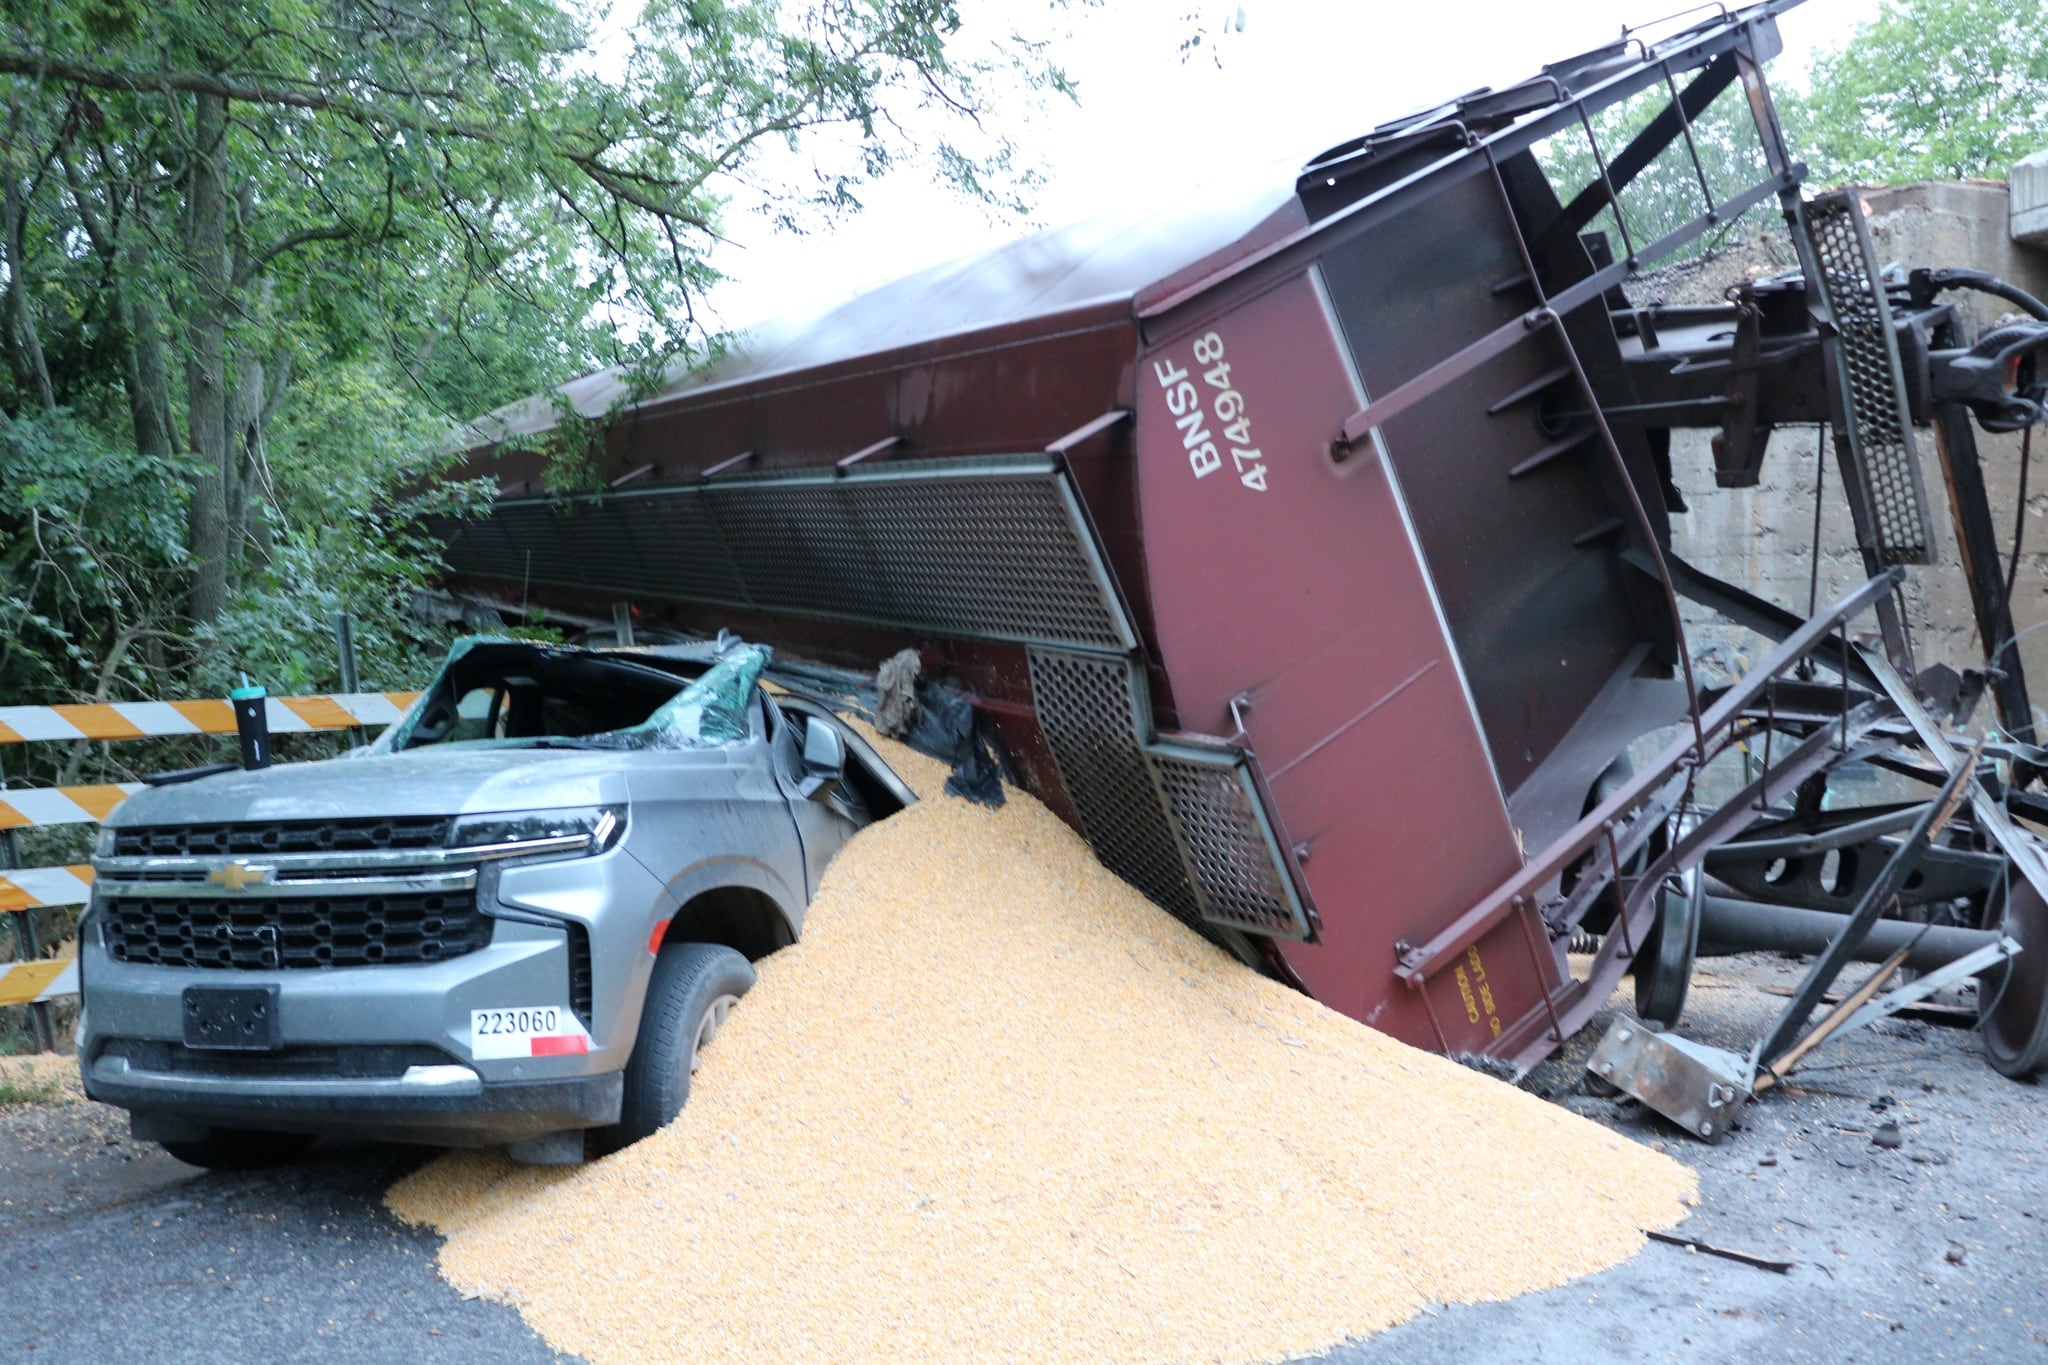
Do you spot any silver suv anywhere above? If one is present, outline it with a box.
[76,636,911,1166]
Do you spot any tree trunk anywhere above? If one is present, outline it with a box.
[183,89,233,624]
[2,170,55,412]
[121,216,177,461]
[229,343,291,570]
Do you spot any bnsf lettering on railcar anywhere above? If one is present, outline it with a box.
[1152,335,1268,492]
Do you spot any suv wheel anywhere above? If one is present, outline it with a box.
[593,942,755,1155]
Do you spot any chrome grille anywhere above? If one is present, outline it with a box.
[114,816,451,859]
[98,1039,457,1078]
[103,888,489,969]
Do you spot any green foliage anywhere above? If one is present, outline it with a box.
[192,358,498,697]
[0,411,190,701]
[1784,0,2048,185]
[0,0,1064,749]
[1536,79,1775,268]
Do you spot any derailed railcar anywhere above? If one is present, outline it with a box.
[431,0,2048,1106]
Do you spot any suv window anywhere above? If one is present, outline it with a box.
[384,643,771,753]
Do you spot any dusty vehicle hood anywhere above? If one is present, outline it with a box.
[103,747,739,828]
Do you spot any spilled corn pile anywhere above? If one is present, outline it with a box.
[389,730,1694,1363]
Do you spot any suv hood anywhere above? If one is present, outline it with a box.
[105,749,653,828]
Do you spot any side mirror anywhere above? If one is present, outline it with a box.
[798,719,846,801]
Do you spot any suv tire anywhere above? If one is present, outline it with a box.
[594,942,755,1154]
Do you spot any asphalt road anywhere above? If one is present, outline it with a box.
[3,952,2045,1363]
[0,1093,564,1362]
[1315,952,2048,1364]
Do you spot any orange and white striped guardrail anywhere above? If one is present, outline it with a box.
[0,865,92,912]
[0,957,76,1007]
[0,690,418,1022]
[0,784,144,830]
[0,691,418,746]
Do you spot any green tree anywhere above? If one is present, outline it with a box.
[1535,77,1774,267]
[1786,0,2048,185]
[0,0,1068,710]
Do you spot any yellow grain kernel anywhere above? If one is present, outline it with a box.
[388,723,1694,1364]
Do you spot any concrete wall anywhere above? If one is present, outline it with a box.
[1641,181,2048,716]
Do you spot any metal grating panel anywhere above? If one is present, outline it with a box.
[1149,743,1313,940]
[1025,650,1206,931]
[427,456,1133,653]
[1027,649,1313,942]
[1803,191,1934,566]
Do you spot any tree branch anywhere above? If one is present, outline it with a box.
[233,223,358,285]
[0,53,335,112]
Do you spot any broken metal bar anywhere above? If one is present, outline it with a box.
[1751,746,1981,1072]
[1496,717,1899,1073]
[1864,647,2048,905]
[1045,409,1131,456]
[1644,1230,1794,1274]
[1402,570,1902,985]
[1754,945,1911,1090]
[1833,935,2018,1037]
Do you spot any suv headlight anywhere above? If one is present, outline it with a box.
[448,805,626,861]
[93,824,119,858]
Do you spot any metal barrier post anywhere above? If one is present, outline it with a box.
[334,611,368,747]
[1,826,55,1053]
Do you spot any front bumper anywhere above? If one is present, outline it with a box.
[76,845,667,1146]
[89,1056,623,1146]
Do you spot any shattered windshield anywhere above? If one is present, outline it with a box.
[378,640,770,753]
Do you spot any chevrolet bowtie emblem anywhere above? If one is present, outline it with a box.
[206,859,275,892]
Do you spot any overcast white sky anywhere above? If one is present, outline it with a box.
[698,0,1884,331]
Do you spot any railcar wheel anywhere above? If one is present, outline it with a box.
[1634,871,1702,1029]
[1980,880,2048,1078]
